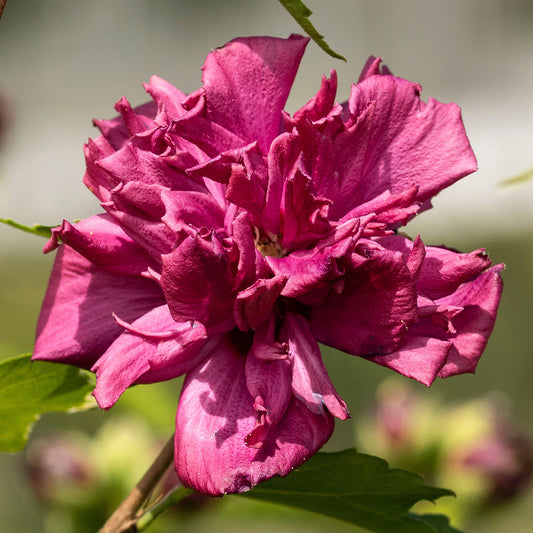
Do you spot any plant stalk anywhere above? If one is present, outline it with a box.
[0,0,8,21]
[98,435,175,533]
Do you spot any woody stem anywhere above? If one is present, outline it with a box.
[0,0,8,21]
[98,435,175,533]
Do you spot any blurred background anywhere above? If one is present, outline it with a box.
[1,1,533,531]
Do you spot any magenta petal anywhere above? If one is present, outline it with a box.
[161,231,234,329]
[245,331,292,448]
[309,245,418,356]
[418,245,494,300]
[280,166,332,251]
[202,35,309,152]
[233,275,286,331]
[263,132,300,235]
[143,75,187,123]
[284,312,349,420]
[92,306,208,409]
[346,75,477,208]
[48,214,156,276]
[97,138,203,191]
[103,181,179,257]
[357,56,388,82]
[268,218,364,302]
[293,71,338,124]
[170,89,247,157]
[438,264,504,377]
[308,75,476,220]
[33,246,164,369]
[83,137,119,203]
[188,142,269,216]
[230,211,265,291]
[161,189,225,233]
[174,334,334,495]
[367,336,451,386]
[342,185,420,227]
[92,98,156,151]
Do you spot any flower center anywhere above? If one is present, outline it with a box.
[253,227,284,258]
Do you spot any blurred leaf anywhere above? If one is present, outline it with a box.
[0,354,95,452]
[501,165,533,186]
[0,217,56,238]
[242,449,457,533]
[411,514,463,533]
[277,0,346,60]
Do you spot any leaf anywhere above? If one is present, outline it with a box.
[501,165,533,186]
[0,354,96,452]
[241,449,455,533]
[277,0,346,61]
[410,514,463,533]
[0,217,56,238]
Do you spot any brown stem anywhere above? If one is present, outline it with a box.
[0,0,7,21]
[98,436,175,533]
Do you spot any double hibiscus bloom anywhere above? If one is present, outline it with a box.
[33,35,503,495]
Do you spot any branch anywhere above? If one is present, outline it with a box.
[136,486,194,531]
[0,0,7,21]
[98,436,175,533]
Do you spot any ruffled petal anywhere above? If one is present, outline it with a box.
[267,218,365,303]
[92,98,157,151]
[292,71,338,124]
[280,166,332,251]
[309,244,418,356]
[161,189,225,233]
[245,323,292,448]
[96,135,205,191]
[365,336,451,386]
[233,275,286,331]
[174,334,334,495]
[201,35,309,152]
[143,75,188,124]
[169,89,246,157]
[161,230,235,329]
[33,246,164,368]
[361,237,503,383]
[104,181,178,257]
[348,74,477,208]
[438,264,504,377]
[418,245,494,300]
[305,75,476,220]
[44,214,157,276]
[284,312,349,420]
[92,305,208,409]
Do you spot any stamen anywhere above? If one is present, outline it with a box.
[253,227,284,258]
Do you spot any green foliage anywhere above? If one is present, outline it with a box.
[414,514,463,533]
[0,354,95,452]
[0,217,56,238]
[242,449,461,533]
[277,0,346,60]
[502,165,533,186]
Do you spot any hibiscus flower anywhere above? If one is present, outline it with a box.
[33,35,503,495]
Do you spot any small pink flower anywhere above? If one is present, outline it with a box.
[33,35,503,495]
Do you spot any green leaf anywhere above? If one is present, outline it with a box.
[501,165,533,186]
[277,0,346,61]
[241,449,455,533]
[410,514,463,533]
[0,354,96,452]
[0,217,57,238]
